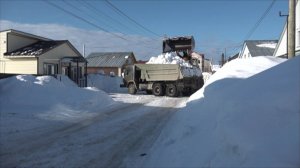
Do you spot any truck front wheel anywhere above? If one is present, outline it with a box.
[128,83,137,95]
[166,83,178,97]
[152,83,164,96]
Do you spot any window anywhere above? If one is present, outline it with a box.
[62,67,69,76]
[79,67,83,78]
[71,67,77,81]
[43,63,57,75]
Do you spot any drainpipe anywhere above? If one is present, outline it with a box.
[36,57,39,74]
[76,60,79,85]
[85,61,88,87]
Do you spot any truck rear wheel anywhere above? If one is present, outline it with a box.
[128,83,137,95]
[152,83,164,96]
[166,83,178,97]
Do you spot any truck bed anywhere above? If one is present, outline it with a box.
[135,64,182,81]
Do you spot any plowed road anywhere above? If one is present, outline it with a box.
[1,94,187,167]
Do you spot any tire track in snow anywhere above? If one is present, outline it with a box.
[0,95,186,167]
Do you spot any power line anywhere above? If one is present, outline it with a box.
[79,0,137,34]
[62,0,121,33]
[45,0,162,50]
[105,0,161,37]
[81,0,161,43]
[44,0,128,41]
[222,0,277,58]
[243,0,276,40]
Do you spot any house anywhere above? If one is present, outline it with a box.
[201,58,212,73]
[0,29,87,86]
[191,52,212,73]
[228,53,239,62]
[239,40,278,59]
[274,0,300,57]
[86,52,136,76]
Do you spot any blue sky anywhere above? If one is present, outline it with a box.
[0,0,288,61]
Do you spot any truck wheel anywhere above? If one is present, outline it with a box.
[128,83,137,95]
[166,83,178,97]
[152,83,164,96]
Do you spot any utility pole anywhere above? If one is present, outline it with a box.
[288,0,296,58]
[221,53,225,66]
[224,48,227,62]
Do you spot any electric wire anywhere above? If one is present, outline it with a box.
[80,0,161,44]
[104,0,161,37]
[62,0,122,33]
[44,0,128,41]
[79,0,137,34]
[224,0,277,57]
[47,0,161,51]
[243,0,276,40]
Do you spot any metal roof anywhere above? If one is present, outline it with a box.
[86,52,135,68]
[245,40,278,57]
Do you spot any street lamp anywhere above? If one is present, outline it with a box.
[279,11,289,58]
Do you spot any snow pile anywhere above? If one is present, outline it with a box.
[0,75,114,122]
[180,66,202,77]
[87,74,127,93]
[189,56,286,101]
[202,72,212,83]
[211,64,221,72]
[147,52,190,67]
[55,74,78,87]
[147,52,202,77]
[256,43,277,49]
[143,56,300,167]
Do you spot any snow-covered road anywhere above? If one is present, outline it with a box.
[0,93,187,167]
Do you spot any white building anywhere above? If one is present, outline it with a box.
[274,0,300,57]
[239,40,278,59]
[0,29,87,86]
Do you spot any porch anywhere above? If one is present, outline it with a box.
[59,57,87,87]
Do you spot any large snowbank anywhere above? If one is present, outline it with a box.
[147,52,202,77]
[143,56,300,167]
[0,75,114,124]
[87,74,127,93]
[189,56,286,102]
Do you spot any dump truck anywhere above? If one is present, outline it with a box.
[120,35,203,97]
[120,64,204,97]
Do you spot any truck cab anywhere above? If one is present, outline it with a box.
[121,65,141,94]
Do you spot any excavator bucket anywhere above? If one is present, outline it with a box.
[162,36,195,53]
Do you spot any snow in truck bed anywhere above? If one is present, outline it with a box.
[147,52,202,77]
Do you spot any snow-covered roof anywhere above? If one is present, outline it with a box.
[245,40,278,57]
[4,40,67,57]
[86,52,136,68]
[4,40,83,58]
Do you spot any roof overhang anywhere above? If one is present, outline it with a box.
[3,55,36,58]
[1,29,52,41]
[61,56,87,63]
